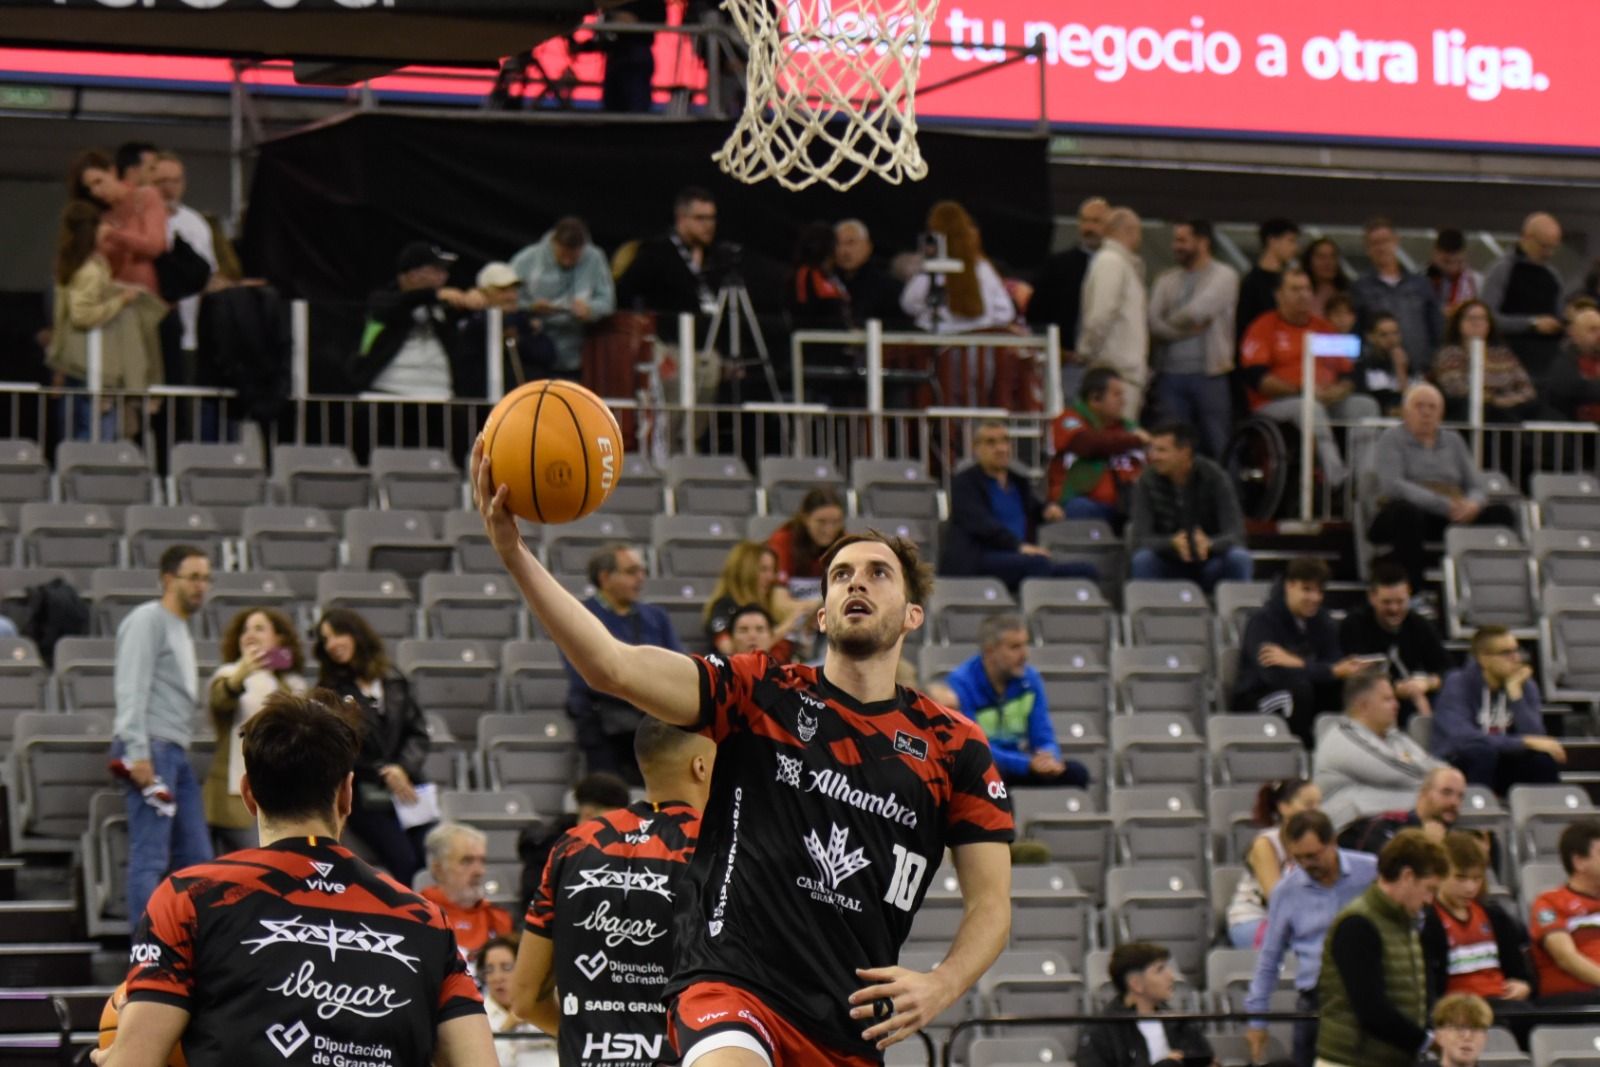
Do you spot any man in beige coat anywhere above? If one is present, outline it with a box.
[1077,207,1148,419]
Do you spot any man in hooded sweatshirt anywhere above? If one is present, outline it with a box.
[1231,557,1372,746]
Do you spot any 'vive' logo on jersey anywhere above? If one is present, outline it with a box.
[804,768,918,828]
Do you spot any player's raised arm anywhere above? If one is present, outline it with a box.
[473,437,702,727]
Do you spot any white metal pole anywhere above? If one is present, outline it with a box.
[791,333,804,404]
[1468,335,1486,466]
[677,312,696,456]
[86,327,104,442]
[866,318,885,457]
[1044,324,1063,422]
[1300,331,1315,522]
[291,299,309,442]
[486,307,504,402]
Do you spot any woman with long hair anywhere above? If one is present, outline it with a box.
[765,486,846,599]
[204,607,306,854]
[703,541,815,660]
[1304,236,1349,317]
[1430,299,1538,422]
[67,149,167,292]
[1225,777,1322,947]
[899,200,1016,334]
[787,220,852,331]
[313,607,433,886]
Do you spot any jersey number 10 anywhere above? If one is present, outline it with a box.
[885,844,929,912]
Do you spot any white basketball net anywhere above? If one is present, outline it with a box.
[714,0,940,192]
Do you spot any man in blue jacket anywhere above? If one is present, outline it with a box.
[945,613,1089,787]
[1430,624,1565,793]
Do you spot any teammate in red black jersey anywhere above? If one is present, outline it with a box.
[95,690,495,1067]
[475,435,1015,1067]
[512,718,715,1067]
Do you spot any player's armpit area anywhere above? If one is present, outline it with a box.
[433,1013,501,1067]
[98,1001,189,1067]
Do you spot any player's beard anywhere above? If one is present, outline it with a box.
[826,612,897,659]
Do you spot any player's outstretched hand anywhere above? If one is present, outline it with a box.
[850,964,957,1050]
[89,1050,107,1066]
[472,435,524,559]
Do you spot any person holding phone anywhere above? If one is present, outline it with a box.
[203,607,306,854]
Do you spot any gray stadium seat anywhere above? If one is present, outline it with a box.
[1540,586,1600,705]
[604,455,665,518]
[917,643,978,685]
[1110,713,1204,786]
[316,570,417,643]
[1216,580,1273,647]
[1442,526,1537,639]
[545,512,647,576]
[1105,865,1211,981]
[1208,715,1307,786]
[395,639,498,743]
[124,504,223,570]
[443,509,511,575]
[438,789,535,865]
[272,444,371,510]
[1109,787,1208,884]
[1510,784,1595,862]
[0,438,49,526]
[479,712,576,813]
[1534,473,1600,532]
[170,441,268,534]
[1208,946,1293,1012]
[744,514,786,544]
[1535,530,1600,591]
[1209,785,1265,864]
[20,502,120,582]
[977,949,1080,1021]
[81,790,129,937]
[7,710,112,851]
[1020,577,1112,657]
[1530,1026,1600,1067]
[758,456,842,518]
[201,571,300,640]
[852,458,939,520]
[1113,645,1208,725]
[651,514,742,578]
[342,508,453,590]
[0,508,14,567]
[867,516,939,561]
[926,577,1013,645]
[1012,788,1113,904]
[1123,579,1214,674]
[501,640,569,717]
[1029,645,1110,720]
[666,455,757,515]
[370,447,460,511]
[243,505,341,599]
[1037,519,1125,589]
[1010,864,1095,974]
[967,1035,1069,1067]
[0,637,48,752]
[89,568,158,636]
[640,576,715,655]
[1048,713,1109,804]
[422,573,522,640]
[57,440,152,511]
[54,637,117,714]
[420,714,468,791]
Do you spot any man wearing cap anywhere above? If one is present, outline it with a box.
[353,241,486,398]
[451,262,549,399]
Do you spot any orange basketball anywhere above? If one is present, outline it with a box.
[481,379,625,524]
[100,982,187,1066]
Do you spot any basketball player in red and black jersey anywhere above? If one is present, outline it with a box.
[95,690,497,1067]
[513,717,715,1066]
[474,437,1014,1067]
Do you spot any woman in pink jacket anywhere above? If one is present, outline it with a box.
[68,149,167,292]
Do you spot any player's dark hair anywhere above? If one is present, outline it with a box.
[1377,828,1449,881]
[1253,778,1314,828]
[314,607,391,684]
[573,772,631,811]
[1559,819,1600,875]
[1435,228,1467,254]
[1079,365,1122,403]
[1286,809,1334,845]
[241,688,361,823]
[634,716,701,776]
[820,531,934,607]
[1108,942,1170,996]
[115,140,157,179]
[1285,557,1329,587]
[1368,559,1410,591]
[1258,217,1299,245]
[159,543,208,577]
[1149,421,1196,453]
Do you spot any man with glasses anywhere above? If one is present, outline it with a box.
[565,543,684,784]
[112,544,213,921]
[617,186,727,318]
[1430,625,1565,793]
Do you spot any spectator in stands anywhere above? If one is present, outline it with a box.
[515,772,632,918]
[1239,266,1378,487]
[1323,291,1359,338]
[617,186,723,317]
[1127,421,1252,592]
[1226,778,1323,948]
[1483,211,1565,378]
[786,221,851,330]
[449,261,549,399]
[69,149,168,294]
[116,140,159,186]
[1338,766,1468,856]
[1365,383,1518,591]
[313,607,433,887]
[1353,311,1412,415]
[833,218,902,327]
[1235,217,1300,345]
[1245,809,1378,1067]
[766,486,845,600]
[1530,818,1600,1001]
[566,543,683,784]
[1431,625,1565,792]
[1076,207,1148,417]
[1304,236,1349,317]
[1316,673,1444,830]
[727,604,776,655]
[1424,994,1494,1067]
[476,936,538,1058]
[1315,829,1448,1067]
[945,614,1089,789]
[1430,300,1539,423]
[1352,216,1443,376]
[939,418,1095,591]
[1147,219,1239,456]
[1421,831,1532,1006]
[45,199,165,441]
[594,0,665,112]
[352,242,485,398]
[112,544,213,921]
[703,541,812,661]
[1428,229,1483,315]
[420,822,512,956]
[1544,305,1600,422]
[204,608,306,855]
[1048,366,1148,530]
[900,200,1016,334]
[1075,941,1214,1067]
[1337,560,1452,724]
[1233,559,1368,745]
[507,216,617,378]
[150,150,219,384]
[1027,195,1107,354]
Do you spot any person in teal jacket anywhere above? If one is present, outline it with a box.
[944,613,1089,787]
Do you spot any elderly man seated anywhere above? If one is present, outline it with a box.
[420,822,512,959]
[1365,383,1518,590]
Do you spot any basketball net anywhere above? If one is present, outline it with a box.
[714,0,940,192]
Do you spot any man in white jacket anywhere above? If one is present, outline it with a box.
[1315,671,1443,831]
[1077,207,1148,419]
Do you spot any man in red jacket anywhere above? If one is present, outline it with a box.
[1049,366,1148,532]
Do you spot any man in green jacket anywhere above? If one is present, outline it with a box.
[1316,828,1449,1067]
